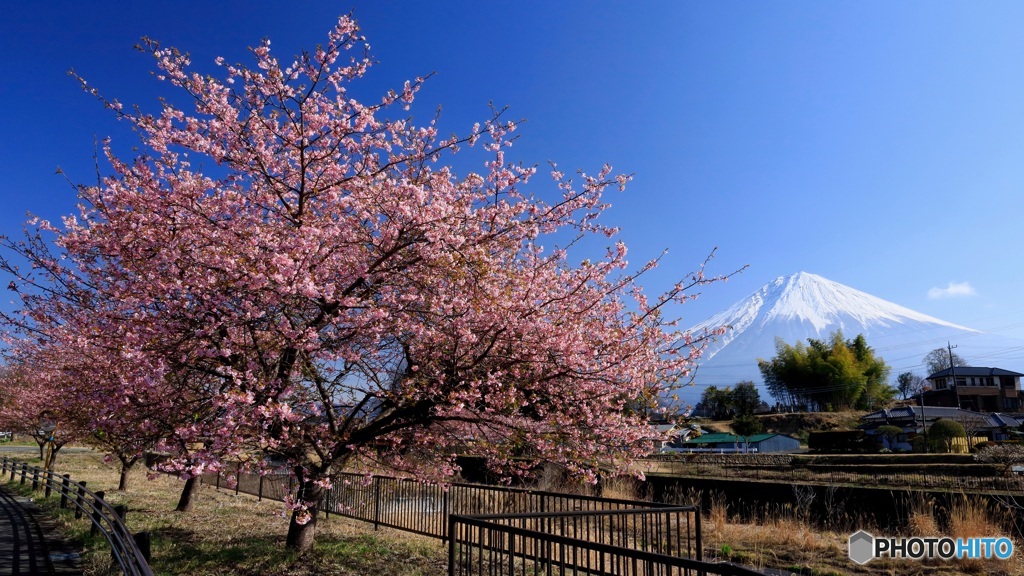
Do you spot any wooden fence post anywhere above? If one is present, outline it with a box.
[134,532,152,563]
[31,468,39,491]
[90,491,106,536]
[75,482,87,519]
[60,474,71,509]
[20,463,27,484]
[110,506,128,563]
[9,460,16,481]
[44,470,52,498]
[258,475,264,502]
[235,462,241,496]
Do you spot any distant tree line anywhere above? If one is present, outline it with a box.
[758,331,894,411]
[698,381,761,420]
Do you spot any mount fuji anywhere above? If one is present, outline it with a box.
[684,272,1024,401]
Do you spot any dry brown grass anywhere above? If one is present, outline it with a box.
[906,494,940,538]
[657,486,1024,576]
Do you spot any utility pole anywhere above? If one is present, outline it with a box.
[919,384,928,453]
[948,342,961,410]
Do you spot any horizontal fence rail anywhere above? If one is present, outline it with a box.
[449,508,764,576]
[196,463,770,574]
[199,468,685,541]
[1,456,153,576]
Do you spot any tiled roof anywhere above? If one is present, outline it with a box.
[861,406,1018,428]
[926,367,1024,379]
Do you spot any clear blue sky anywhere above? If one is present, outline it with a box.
[4,2,1024,362]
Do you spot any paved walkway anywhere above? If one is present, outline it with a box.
[0,485,81,576]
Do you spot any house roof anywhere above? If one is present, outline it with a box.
[926,367,1024,379]
[682,433,787,445]
[991,413,1023,428]
[861,406,1021,428]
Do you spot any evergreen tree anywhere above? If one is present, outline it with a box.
[731,414,764,453]
[732,381,761,416]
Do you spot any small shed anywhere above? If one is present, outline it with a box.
[676,432,801,453]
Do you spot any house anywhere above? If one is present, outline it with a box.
[859,406,1023,450]
[923,367,1024,412]
[671,432,801,454]
[650,423,680,452]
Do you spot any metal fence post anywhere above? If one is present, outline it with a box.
[447,514,457,576]
[695,506,703,562]
[442,488,450,542]
[373,476,381,531]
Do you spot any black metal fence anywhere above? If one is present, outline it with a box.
[200,467,687,540]
[448,508,764,576]
[200,466,768,575]
[0,456,153,576]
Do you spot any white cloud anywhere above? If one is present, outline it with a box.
[927,281,977,300]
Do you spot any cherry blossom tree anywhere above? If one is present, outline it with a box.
[1,15,731,552]
[0,355,89,467]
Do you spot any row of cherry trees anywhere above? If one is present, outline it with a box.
[0,15,727,552]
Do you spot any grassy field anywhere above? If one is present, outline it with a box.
[3,447,1023,576]
[2,449,447,576]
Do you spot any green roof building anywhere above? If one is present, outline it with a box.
[675,432,800,453]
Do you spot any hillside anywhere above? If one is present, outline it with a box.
[700,411,866,445]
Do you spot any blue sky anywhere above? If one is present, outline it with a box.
[3,2,1024,371]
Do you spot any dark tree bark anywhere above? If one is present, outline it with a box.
[284,468,326,554]
[175,475,201,512]
[117,457,138,491]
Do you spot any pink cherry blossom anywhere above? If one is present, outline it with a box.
[0,15,737,554]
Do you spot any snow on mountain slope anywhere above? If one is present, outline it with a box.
[682,272,1021,402]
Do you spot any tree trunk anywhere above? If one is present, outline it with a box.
[175,475,201,512]
[117,458,136,491]
[284,472,326,554]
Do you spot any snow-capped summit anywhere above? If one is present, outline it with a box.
[684,272,1016,400]
[692,272,974,350]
